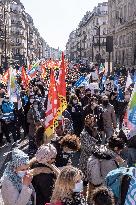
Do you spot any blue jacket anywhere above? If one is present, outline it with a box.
[1,102,14,121]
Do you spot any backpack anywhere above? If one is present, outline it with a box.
[105,167,133,200]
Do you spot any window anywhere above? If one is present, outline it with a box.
[16,38,20,43]
[128,3,131,17]
[124,5,127,21]
[16,49,20,54]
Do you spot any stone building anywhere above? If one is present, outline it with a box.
[108,0,136,67]
[0,0,11,68]
[66,2,108,64]
[0,0,54,68]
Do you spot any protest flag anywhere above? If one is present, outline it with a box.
[7,67,17,102]
[2,69,9,84]
[117,86,124,102]
[41,64,46,79]
[45,69,58,137]
[128,84,136,127]
[57,52,67,114]
[99,63,105,73]
[125,72,132,91]
[21,66,29,89]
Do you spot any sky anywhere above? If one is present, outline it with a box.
[21,0,106,50]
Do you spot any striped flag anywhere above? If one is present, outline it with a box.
[27,60,40,78]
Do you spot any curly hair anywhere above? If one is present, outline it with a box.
[90,186,115,205]
[59,134,80,151]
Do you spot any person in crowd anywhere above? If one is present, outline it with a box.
[27,100,45,158]
[21,90,30,138]
[89,186,115,205]
[52,134,80,169]
[1,148,34,205]
[87,135,125,199]
[50,166,85,205]
[30,144,59,205]
[101,95,116,141]
[83,97,104,133]
[79,114,100,198]
[1,95,17,145]
[81,88,91,107]
[67,94,83,136]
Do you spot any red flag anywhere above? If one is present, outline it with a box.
[45,69,58,137]
[41,64,46,79]
[2,69,9,84]
[21,66,29,89]
[57,52,67,113]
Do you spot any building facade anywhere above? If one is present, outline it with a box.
[108,0,136,67]
[0,0,57,68]
[66,2,108,64]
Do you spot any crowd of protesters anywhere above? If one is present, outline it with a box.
[1,62,136,205]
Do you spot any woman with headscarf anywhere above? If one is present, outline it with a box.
[1,148,34,205]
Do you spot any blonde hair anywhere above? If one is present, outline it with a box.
[51,166,81,203]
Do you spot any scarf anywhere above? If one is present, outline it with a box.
[2,148,33,205]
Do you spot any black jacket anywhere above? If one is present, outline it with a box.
[32,162,56,205]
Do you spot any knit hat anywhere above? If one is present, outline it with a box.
[36,144,57,164]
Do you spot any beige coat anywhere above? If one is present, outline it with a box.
[1,177,35,205]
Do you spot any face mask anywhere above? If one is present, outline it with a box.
[73,100,78,104]
[87,94,91,98]
[73,180,83,193]
[18,171,27,178]
[66,150,73,154]
[103,100,109,107]
[125,95,130,100]
[30,99,34,103]
[34,105,38,109]
[4,99,9,102]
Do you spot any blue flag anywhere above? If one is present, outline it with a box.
[102,75,106,84]
[117,86,124,102]
[114,76,118,88]
[74,76,85,87]
[125,168,136,205]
